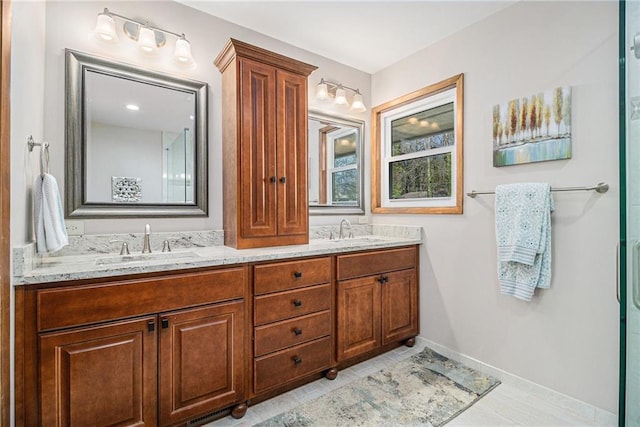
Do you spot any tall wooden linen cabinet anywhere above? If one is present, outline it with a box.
[215,39,317,249]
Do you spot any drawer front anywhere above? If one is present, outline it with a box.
[337,246,417,280]
[37,267,247,332]
[254,310,331,356]
[254,257,331,294]
[254,284,331,325]
[254,337,332,394]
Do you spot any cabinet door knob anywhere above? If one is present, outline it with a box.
[147,321,155,332]
[161,318,169,329]
[293,299,303,307]
[279,176,286,184]
[294,271,303,278]
[293,327,303,336]
[292,356,302,365]
[377,275,385,284]
[270,176,277,183]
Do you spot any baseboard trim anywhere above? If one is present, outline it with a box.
[418,337,617,426]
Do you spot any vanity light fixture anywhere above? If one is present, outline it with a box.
[315,78,367,112]
[137,26,157,53]
[91,8,197,68]
[94,9,118,41]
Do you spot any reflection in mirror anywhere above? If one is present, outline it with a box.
[65,49,208,217]
[308,110,364,215]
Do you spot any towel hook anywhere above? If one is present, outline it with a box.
[27,136,50,176]
[27,135,49,152]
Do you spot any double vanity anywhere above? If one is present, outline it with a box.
[13,226,422,426]
[14,38,422,426]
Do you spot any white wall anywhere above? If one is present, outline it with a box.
[371,1,619,412]
[88,123,162,203]
[10,1,46,246]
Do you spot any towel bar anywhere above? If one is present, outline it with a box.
[466,182,609,198]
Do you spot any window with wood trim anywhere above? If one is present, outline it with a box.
[372,74,463,214]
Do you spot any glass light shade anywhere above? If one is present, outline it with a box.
[174,37,195,66]
[316,82,329,100]
[138,26,157,52]
[350,93,367,112]
[334,87,348,105]
[94,12,118,41]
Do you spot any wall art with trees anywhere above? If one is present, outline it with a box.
[492,86,571,167]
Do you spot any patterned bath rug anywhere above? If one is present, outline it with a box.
[256,346,500,427]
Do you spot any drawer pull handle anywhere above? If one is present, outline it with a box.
[293,299,303,307]
[293,327,303,336]
[294,271,303,278]
[147,321,155,332]
[161,318,169,329]
[292,356,302,365]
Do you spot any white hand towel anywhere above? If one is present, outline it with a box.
[34,173,69,254]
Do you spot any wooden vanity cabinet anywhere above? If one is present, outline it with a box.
[251,256,334,396]
[215,38,317,249]
[336,246,419,362]
[39,315,158,426]
[18,267,249,427]
[158,301,245,425]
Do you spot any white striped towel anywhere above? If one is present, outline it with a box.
[495,183,554,301]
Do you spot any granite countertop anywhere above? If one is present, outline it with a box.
[13,225,423,285]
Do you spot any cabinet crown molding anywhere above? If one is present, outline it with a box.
[214,38,317,76]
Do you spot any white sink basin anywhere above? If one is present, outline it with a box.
[95,251,201,266]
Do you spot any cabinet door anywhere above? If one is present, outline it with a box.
[240,58,277,238]
[276,69,308,237]
[336,276,381,362]
[39,316,157,426]
[381,269,419,345]
[158,301,245,426]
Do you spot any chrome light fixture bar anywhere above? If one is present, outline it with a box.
[316,78,366,112]
[92,8,196,68]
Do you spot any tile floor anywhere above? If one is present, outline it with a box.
[207,344,616,427]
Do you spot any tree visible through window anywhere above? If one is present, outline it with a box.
[328,128,358,205]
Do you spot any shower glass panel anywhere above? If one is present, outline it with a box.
[162,128,194,203]
[623,2,640,425]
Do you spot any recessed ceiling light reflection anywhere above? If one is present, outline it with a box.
[408,117,419,125]
[126,104,140,111]
[419,120,430,127]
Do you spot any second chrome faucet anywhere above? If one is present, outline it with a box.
[339,219,353,239]
[142,223,151,253]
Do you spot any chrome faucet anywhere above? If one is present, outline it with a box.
[142,223,152,253]
[339,219,353,239]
